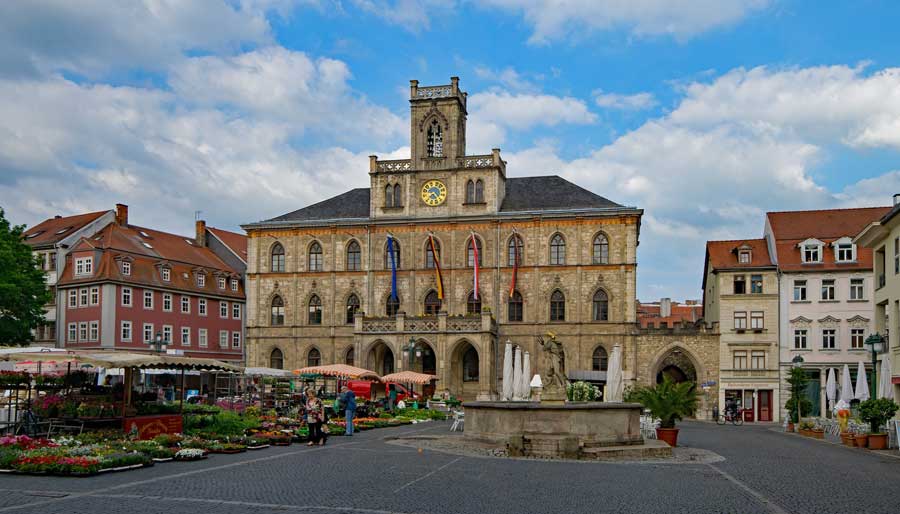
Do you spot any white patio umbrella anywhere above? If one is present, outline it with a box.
[841,364,854,404]
[512,346,523,401]
[854,361,870,401]
[501,342,513,401]
[879,354,894,400]
[519,351,532,400]
[606,345,623,402]
[825,368,836,412]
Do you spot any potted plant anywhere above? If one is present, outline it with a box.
[859,398,899,450]
[630,376,699,447]
[784,368,811,433]
[797,420,815,437]
[853,429,868,448]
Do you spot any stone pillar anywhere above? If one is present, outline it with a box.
[476,334,493,401]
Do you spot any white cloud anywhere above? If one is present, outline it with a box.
[474,0,769,44]
[349,0,454,31]
[474,66,540,92]
[593,89,657,110]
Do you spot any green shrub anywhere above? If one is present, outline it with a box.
[629,377,699,429]
[859,398,900,434]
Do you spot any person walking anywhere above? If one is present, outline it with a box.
[387,384,398,412]
[306,388,326,446]
[341,386,357,436]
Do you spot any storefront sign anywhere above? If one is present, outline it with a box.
[124,415,183,440]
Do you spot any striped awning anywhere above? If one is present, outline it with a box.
[381,371,437,385]
[293,364,379,379]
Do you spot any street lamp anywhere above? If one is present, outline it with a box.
[403,337,426,368]
[864,333,885,400]
[792,354,804,424]
[150,331,166,354]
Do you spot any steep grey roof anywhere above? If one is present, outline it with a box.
[266,188,370,222]
[500,176,622,211]
[257,175,624,225]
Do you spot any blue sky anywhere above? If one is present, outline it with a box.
[2,0,900,301]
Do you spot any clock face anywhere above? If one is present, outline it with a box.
[421,179,448,206]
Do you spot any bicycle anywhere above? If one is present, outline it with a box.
[716,409,744,426]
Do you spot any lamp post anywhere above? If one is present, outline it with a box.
[150,331,166,354]
[864,333,885,401]
[791,354,804,425]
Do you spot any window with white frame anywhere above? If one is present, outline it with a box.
[232,331,241,348]
[850,278,865,300]
[851,328,865,349]
[822,329,837,349]
[199,328,208,348]
[219,331,228,348]
[793,280,807,301]
[68,323,77,342]
[751,351,765,370]
[751,311,764,330]
[231,279,238,292]
[143,323,153,343]
[89,321,99,341]
[181,296,190,313]
[220,301,228,318]
[121,287,132,307]
[181,327,191,346]
[794,329,808,349]
[835,242,855,262]
[143,290,153,309]
[161,267,170,282]
[68,290,77,308]
[122,261,131,275]
[78,322,88,342]
[821,279,835,301]
[197,273,205,287]
[162,325,172,343]
[199,298,207,316]
[733,350,747,370]
[90,287,99,305]
[218,277,226,290]
[733,311,747,330]
[75,257,93,276]
[121,321,132,342]
[738,250,751,264]
[79,288,88,307]
[232,303,241,320]
[802,243,822,263]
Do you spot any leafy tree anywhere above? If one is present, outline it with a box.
[0,209,51,346]
[630,376,699,428]
[785,367,812,423]
[859,398,899,434]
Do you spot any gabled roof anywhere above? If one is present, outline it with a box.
[767,207,890,272]
[265,189,370,223]
[23,210,110,247]
[705,239,773,271]
[207,226,248,263]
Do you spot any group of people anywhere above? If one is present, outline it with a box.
[302,386,358,446]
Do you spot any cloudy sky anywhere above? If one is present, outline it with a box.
[3,0,900,301]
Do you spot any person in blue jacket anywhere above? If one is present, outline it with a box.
[341,386,357,436]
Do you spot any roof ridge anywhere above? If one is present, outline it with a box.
[767,206,890,215]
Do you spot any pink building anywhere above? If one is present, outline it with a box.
[55,205,246,363]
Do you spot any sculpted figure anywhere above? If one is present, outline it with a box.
[537,332,567,390]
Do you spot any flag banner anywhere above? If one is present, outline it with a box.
[429,234,444,300]
[471,233,480,300]
[387,234,398,301]
[509,231,519,298]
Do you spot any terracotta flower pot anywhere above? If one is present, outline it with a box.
[812,430,824,440]
[786,422,795,433]
[854,434,868,448]
[868,433,888,450]
[840,432,854,446]
[656,427,679,447]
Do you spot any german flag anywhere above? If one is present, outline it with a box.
[429,233,444,300]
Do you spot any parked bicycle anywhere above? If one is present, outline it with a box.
[716,409,744,426]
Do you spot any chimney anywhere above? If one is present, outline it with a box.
[115,204,128,226]
[660,297,672,318]
[195,220,207,247]
[894,193,900,206]
[54,215,61,219]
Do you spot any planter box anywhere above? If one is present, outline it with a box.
[247,444,270,450]
[840,432,854,446]
[811,430,825,439]
[868,433,888,450]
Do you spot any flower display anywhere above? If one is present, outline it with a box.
[174,448,206,460]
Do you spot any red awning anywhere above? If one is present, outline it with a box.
[891,377,900,385]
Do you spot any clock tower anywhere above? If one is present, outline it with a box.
[409,77,467,166]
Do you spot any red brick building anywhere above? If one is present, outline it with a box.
[637,298,703,328]
[54,205,246,362]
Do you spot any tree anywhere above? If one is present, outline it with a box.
[630,376,699,428]
[0,209,51,346]
[785,367,812,423]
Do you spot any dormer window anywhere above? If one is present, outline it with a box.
[231,279,238,291]
[738,250,751,264]
[161,267,171,282]
[122,261,131,276]
[799,239,823,263]
[833,237,856,262]
[197,273,206,287]
[218,277,226,289]
[426,119,443,157]
[74,257,93,276]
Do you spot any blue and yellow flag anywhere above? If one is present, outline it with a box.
[387,234,398,301]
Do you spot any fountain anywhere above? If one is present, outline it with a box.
[463,333,672,460]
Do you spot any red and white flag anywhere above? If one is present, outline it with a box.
[471,232,480,300]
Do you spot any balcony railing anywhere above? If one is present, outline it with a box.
[359,313,496,334]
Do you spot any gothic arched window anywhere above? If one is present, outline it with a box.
[592,346,608,371]
[270,348,284,369]
[385,240,401,269]
[467,291,481,315]
[308,294,322,325]
[385,184,393,208]
[393,184,402,207]
[475,179,484,203]
[425,238,441,269]
[593,234,609,264]
[308,242,323,271]
[466,236,482,267]
[593,290,609,321]
[507,235,524,266]
[424,290,441,315]
[386,295,400,317]
[345,347,355,366]
[550,234,566,265]
[346,240,361,271]
[550,290,566,321]
[508,290,523,322]
[346,294,360,324]
[427,119,443,157]
[271,243,285,272]
[462,345,479,381]
[307,347,321,367]
[270,296,285,326]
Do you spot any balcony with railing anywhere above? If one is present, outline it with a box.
[370,150,505,174]
[357,311,496,335]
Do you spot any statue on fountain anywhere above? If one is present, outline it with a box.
[537,332,567,402]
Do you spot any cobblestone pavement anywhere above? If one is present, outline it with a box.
[2,420,900,514]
